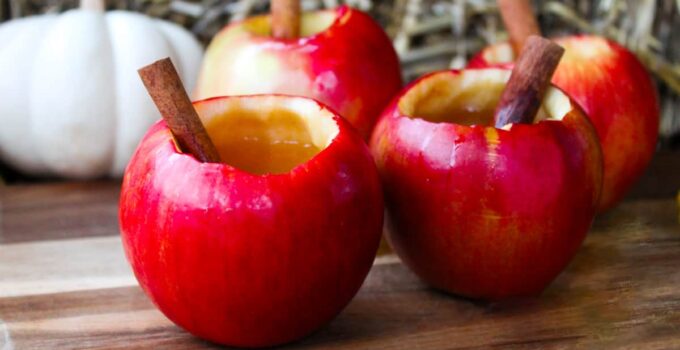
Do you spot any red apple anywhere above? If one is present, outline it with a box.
[194,5,402,139]
[469,35,659,212]
[119,95,383,347]
[369,68,603,299]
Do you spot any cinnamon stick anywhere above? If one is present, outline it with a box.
[494,36,564,128]
[138,58,221,163]
[271,0,301,39]
[498,0,541,54]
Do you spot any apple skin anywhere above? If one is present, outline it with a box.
[369,68,603,300]
[194,5,403,139]
[469,35,659,212]
[119,95,383,347]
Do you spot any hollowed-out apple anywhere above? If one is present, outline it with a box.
[469,35,659,212]
[370,68,603,299]
[194,5,403,139]
[119,95,383,347]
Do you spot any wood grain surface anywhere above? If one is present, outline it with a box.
[1,181,679,349]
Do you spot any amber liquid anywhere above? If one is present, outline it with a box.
[205,108,322,175]
[414,104,496,126]
[448,107,496,126]
[408,78,501,126]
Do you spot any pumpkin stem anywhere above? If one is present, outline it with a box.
[80,0,105,12]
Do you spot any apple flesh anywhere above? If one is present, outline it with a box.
[369,68,603,299]
[119,95,384,347]
[194,5,403,139]
[469,35,659,212]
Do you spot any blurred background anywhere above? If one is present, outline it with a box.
[0,0,678,184]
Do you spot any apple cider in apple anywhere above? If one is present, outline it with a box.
[400,73,506,126]
[121,95,382,347]
[204,108,322,175]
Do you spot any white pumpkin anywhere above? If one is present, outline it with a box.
[0,0,203,178]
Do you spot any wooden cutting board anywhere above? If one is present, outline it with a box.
[1,181,679,349]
